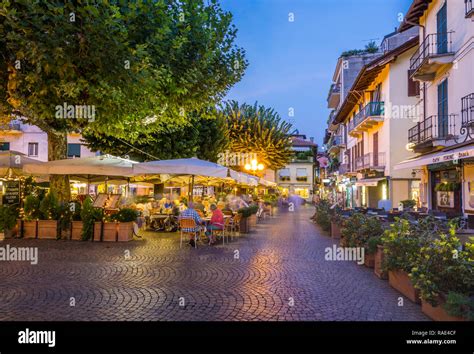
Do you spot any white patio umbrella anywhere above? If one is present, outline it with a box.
[133,157,230,178]
[0,150,45,179]
[23,155,137,177]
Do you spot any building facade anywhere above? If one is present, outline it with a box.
[277,134,317,201]
[395,0,474,216]
[0,120,96,161]
[325,28,422,209]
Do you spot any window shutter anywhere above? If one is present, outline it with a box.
[408,70,420,97]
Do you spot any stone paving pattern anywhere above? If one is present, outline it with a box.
[0,206,428,321]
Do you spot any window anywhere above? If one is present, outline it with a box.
[67,143,81,158]
[28,142,39,157]
[0,142,10,151]
[279,169,290,182]
[407,70,420,97]
[296,168,308,182]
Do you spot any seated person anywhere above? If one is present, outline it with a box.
[179,202,203,247]
[206,204,224,245]
[193,197,205,212]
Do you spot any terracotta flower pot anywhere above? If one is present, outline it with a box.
[331,222,341,239]
[94,222,118,242]
[239,217,250,233]
[388,269,420,303]
[248,214,257,228]
[19,220,38,239]
[117,222,134,242]
[364,253,375,268]
[421,299,466,322]
[71,221,84,241]
[374,245,387,279]
[37,220,59,239]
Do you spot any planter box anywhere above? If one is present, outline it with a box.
[37,220,58,239]
[19,220,38,239]
[364,253,375,268]
[71,221,84,241]
[331,222,341,239]
[94,222,118,242]
[388,270,420,303]
[248,214,257,228]
[374,245,387,279]
[117,222,134,242]
[239,217,250,234]
[421,299,466,322]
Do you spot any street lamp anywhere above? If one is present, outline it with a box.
[244,159,264,172]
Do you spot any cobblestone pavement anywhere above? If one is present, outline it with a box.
[0,206,428,321]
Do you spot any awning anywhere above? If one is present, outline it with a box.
[394,145,474,170]
[355,177,386,187]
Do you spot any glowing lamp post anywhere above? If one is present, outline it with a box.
[244,159,264,173]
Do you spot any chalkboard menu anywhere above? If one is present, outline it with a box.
[2,181,20,205]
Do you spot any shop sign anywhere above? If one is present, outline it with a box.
[2,181,20,205]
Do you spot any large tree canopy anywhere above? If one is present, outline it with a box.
[223,101,293,171]
[0,0,247,200]
[82,109,229,162]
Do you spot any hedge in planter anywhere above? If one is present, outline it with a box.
[410,227,473,321]
[81,197,103,241]
[37,192,60,239]
[110,208,139,242]
[314,199,332,232]
[0,205,18,239]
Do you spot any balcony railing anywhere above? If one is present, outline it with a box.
[355,152,386,171]
[348,102,384,135]
[466,0,474,17]
[461,93,474,128]
[327,83,341,109]
[0,122,21,131]
[408,115,457,146]
[409,32,454,73]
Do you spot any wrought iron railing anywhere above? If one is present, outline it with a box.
[461,93,474,127]
[409,32,454,72]
[348,102,384,133]
[408,115,457,145]
[355,152,385,170]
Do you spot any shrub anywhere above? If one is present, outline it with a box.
[367,236,383,255]
[0,205,18,231]
[39,192,59,220]
[444,292,474,321]
[314,199,332,232]
[80,197,103,241]
[110,208,139,223]
[410,229,473,308]
[400,199,416,209]
[24,195,41,220]
[341,213,383,251]
[238,205,259,218]
[381,217,434,273]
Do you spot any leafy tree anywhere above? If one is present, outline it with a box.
[82,109,229,162]
[0,0,247,201]
[223,101,293,171]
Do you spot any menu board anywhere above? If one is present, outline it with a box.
[93,193,108,208]
[2,181,20,205]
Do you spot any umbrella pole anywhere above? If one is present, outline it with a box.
[189,175,195,203]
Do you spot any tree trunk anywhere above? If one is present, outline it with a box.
[47,131,71,203]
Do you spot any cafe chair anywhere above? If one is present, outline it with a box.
[179,218,199,249]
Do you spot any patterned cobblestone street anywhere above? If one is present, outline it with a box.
[0,206,428,321]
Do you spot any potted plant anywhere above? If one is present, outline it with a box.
[110,208,139,242]
[37,192,60,239]
[410,229,473,321]
[374,244,387,279]
[81,197,103,241]
[21,195,41,238]
[238,205,259,233]
[365,236,382,268]
[69,201,83,240]
[0,205,18,240]
[400,199,416,210]
[381,217,434,303]
[330,212,343,239]
[314,199,332,234]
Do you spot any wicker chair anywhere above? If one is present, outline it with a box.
[179,218,199,248]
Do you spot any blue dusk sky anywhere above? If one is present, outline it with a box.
[220,0,413,147]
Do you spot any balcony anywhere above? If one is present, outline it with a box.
[461,93,474,128]
[0,122,22,134]
[409,32,455,81]
[348,102,384,137]
[355,152,386,172]
[327,110,339,131]
[327,135,346,154]
[327,83,341,109]
[466,0,474,18]
[291,153,314,163]
[408,115,457,153]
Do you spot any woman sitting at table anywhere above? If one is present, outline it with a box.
[206,204,224,245]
